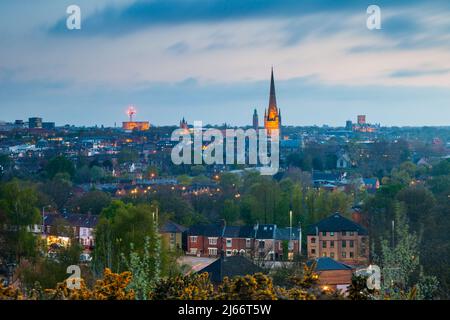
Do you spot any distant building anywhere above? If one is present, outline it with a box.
[353,115,378,133]
[180,117,189,130]
[29,117,43,129]
[122,121,150,131]
[363,178,380,193]
[14,120,25,128]
[307,213,369,266]
[252,109,259,130]
[42,122,56,130]
[336,152,352,169]
[345,120,353,131]
[357,115,366,126]
[264,68,281,136]
[122,106,150,131]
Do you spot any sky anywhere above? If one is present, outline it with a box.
[0,0,450,127]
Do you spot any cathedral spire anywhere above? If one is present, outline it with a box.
[268,67,277,114]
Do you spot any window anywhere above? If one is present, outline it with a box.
[311,249,316,255]
[350,232,355,236]
[342,231,347,236]
[190,236,198,243]
[330,252,335,259]
[322,231,327,236]
[208,248,218,256]
[322,241,327,249]
[350,252,354,258]
[208,237,218,245]
[350,240,354,248]
[322,252,327,257]
[190,248,197,255]
[226,250,232,256]
[330,241,335,248]
[258,240,265,249]
[330,232,335,237]
[226,238,232,248]
[342,252,347,258]
[342,240,347,248]
[246,238,252,248]
[311,237,316,244]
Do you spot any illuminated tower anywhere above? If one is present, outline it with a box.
[264,68,281,136]
[253,109,259,130]
[180,117,189,132]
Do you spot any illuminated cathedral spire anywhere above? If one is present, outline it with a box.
[264,67,281,136]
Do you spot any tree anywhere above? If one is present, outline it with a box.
[45,156,75,180]
[0,180,40,263]
[93,201,174,278]
[67,190,111,215]
[377,203,438,300]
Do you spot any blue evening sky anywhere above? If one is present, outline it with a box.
[0,0,450,127]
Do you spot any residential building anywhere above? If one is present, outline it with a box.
[307,213,369,266]
[307,257,354,293]
[160,220,187,251]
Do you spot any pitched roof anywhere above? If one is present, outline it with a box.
[307,257,354,271]
[255,224,276,239]
[197,255,264,283]
[160,220,187,233]
[223,225,255,238]
[275,227,300,241]
[306,213,368,235]
[188,224,225,237]
[44,213,99,228]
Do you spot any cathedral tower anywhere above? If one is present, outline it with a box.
[264,68,281,136]
[253,109,259,130]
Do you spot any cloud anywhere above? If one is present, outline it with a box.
[47,0,450,37]
[390,68,450,78]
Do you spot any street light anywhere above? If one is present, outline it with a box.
[289,210,293,260]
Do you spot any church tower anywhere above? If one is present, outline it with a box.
[253,109,259,130]
[264,68,281,136]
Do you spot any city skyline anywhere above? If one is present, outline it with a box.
[1,0,450,127]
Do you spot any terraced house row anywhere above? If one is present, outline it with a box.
[186,213,369,265]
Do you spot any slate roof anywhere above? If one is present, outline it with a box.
[255,224,276,239]
[188,224,225,237]
[223,225,255,238]
[306,213,368,236]
[312,171,343,182]
[197,255,264,283]
[44,213,99,228]
[307,257,354,271]
[160,220,187,233]
[275,227,300,241]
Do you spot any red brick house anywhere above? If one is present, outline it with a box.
[221,226,255,257]
[308,257,354,293]
[187,224,225,257]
